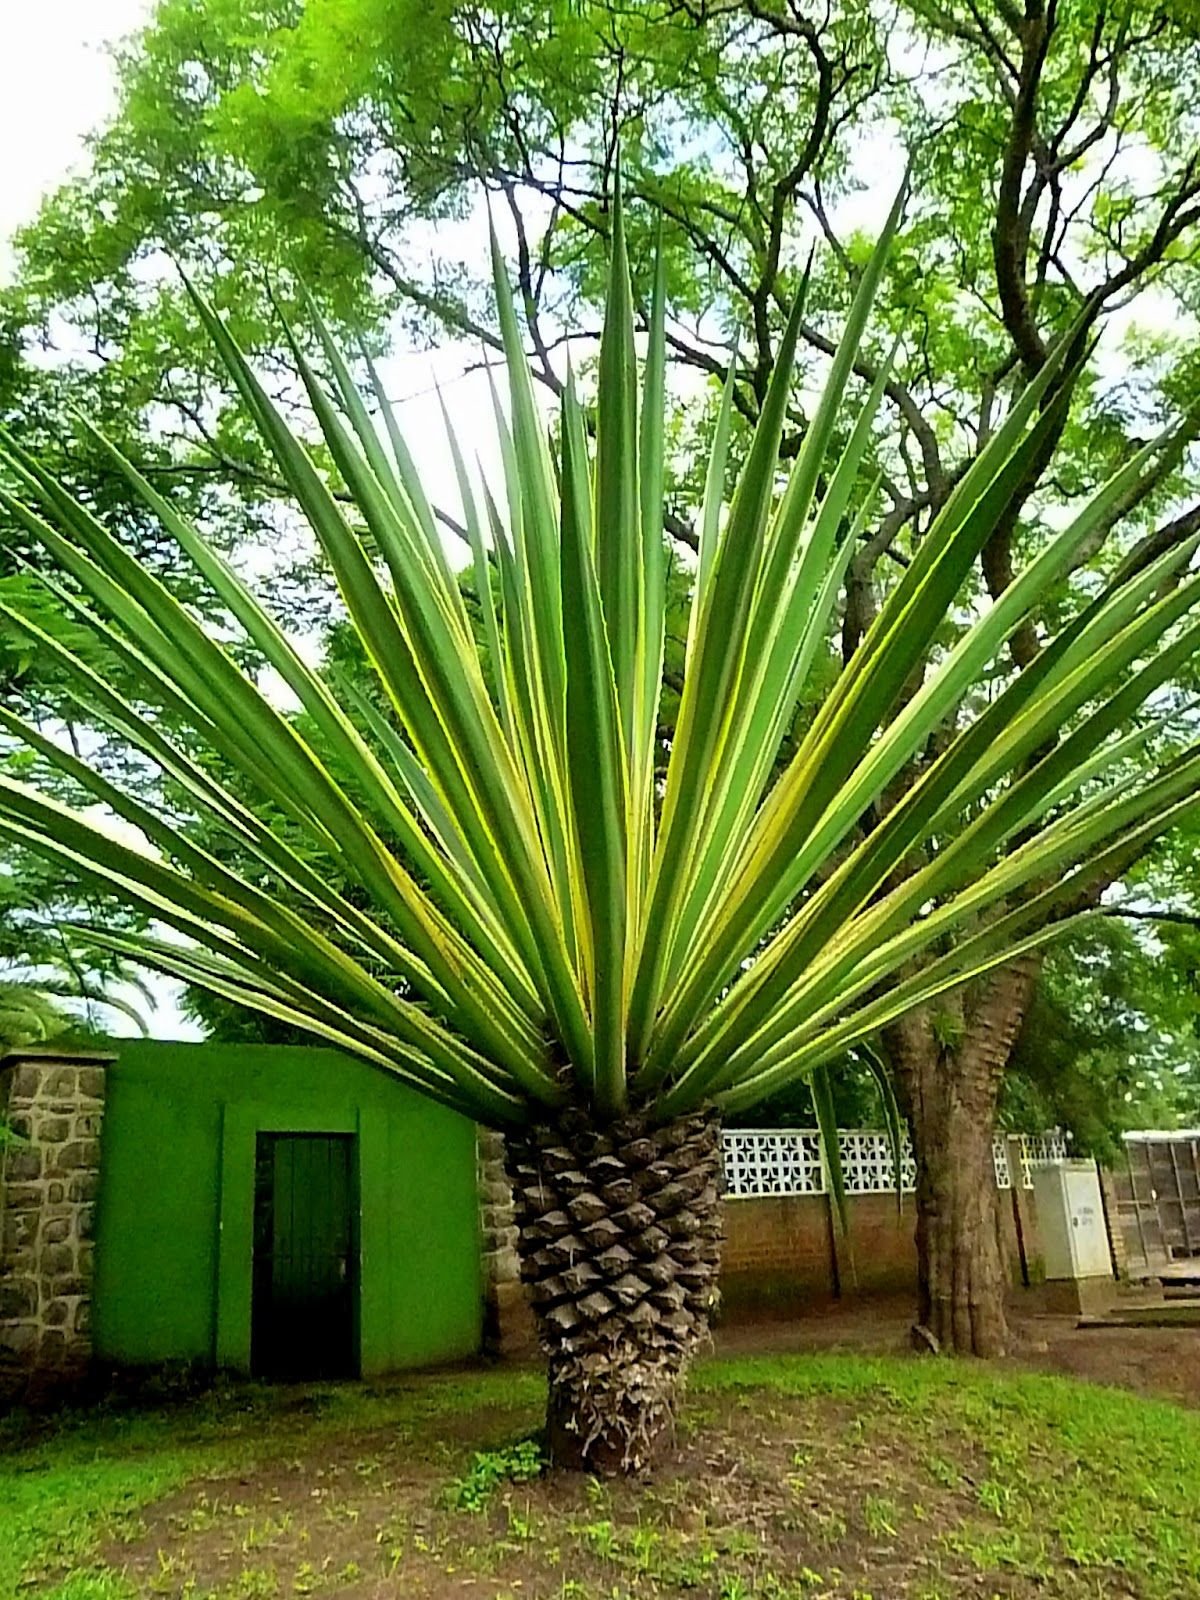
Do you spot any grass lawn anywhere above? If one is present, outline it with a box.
[2,1353,1199,1600]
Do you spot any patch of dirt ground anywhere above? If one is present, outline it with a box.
[98,1386,1038,1600]
[715,1292,1200,1407]
[82,1309,1200,1600]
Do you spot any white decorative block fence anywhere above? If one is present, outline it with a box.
[837,1129,918,1194]
[721,1127,1069,1200]
[1015,1131,1069,1187]
[991,1135,1013,1191]
[720,1129,825,1197]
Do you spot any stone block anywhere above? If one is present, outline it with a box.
[0,1278,39,1319]
[49,1274,89,1298]
[0,1321,38,1357]
[40,1068,78,1099]
[76,1067,108,1098]
[486,1280,537,1358]
[0,1054,107,1385]
[3,1148,42,1182]
[38,1243,75,1277]
[46,1140,101,1176]
[485,1244,522,1283]
[3,1211,39,1252]
[7,1065,42,1099]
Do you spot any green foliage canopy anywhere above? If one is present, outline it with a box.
[3,196,1200,1133]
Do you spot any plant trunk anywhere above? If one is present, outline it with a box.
[505,1103,723,1474]
[887,957,1040,1357]
[898,1022,1009,1357]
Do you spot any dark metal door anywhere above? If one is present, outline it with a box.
[252,1133,357,1379]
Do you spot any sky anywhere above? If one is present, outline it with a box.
[0,0,154,280]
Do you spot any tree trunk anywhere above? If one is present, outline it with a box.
[887,957,1040,1357]
[505,1103,723,1474]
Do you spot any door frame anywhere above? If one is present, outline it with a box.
[215,1103,386,1373]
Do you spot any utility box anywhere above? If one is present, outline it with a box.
[1032,1160,1113,1281]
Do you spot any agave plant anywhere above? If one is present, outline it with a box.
[1,181,1199,1468]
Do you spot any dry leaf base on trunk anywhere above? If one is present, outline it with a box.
[506,1104,723,1473]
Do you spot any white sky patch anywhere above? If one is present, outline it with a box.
[74,806,200,1041]
[0,0,154,282]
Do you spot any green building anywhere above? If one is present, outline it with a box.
[0,1040,485,1383]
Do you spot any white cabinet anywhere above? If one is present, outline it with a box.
[1032,1160,1113,1280]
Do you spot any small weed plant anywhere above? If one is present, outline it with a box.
[443,1438,546,1512]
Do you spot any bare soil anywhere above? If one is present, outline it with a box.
[716,1291,1200,1407]
[73,1303,1200,1600]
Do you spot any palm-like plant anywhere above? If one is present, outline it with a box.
[2,183,1199,1468]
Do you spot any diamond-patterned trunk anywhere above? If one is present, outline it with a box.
[505,1104,723,1473]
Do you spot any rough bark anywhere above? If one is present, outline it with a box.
[505,1103,723,1474]
[887,957,1040,1357]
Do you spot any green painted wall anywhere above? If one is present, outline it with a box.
[92,1041,482,1375]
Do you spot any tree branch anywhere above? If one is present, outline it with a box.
[991,0,1054,373]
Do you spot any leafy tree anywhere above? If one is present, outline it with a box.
[0,984,74,1055]
[0,580,155,1022]
[0,846,152,1042]
[5,0,1200,1359]
[1141,921,1200,1126]
[4,201,1200,1468]
[1003,921,1200,1160]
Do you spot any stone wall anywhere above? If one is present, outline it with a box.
[477,1128,536,1357]
[0,1048,112,1390]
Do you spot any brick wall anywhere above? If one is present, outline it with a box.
[835,1194,920,1296]
[722,1194,839,1312]
[721,1192,920,1316]
[719,1172,1043,1319]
